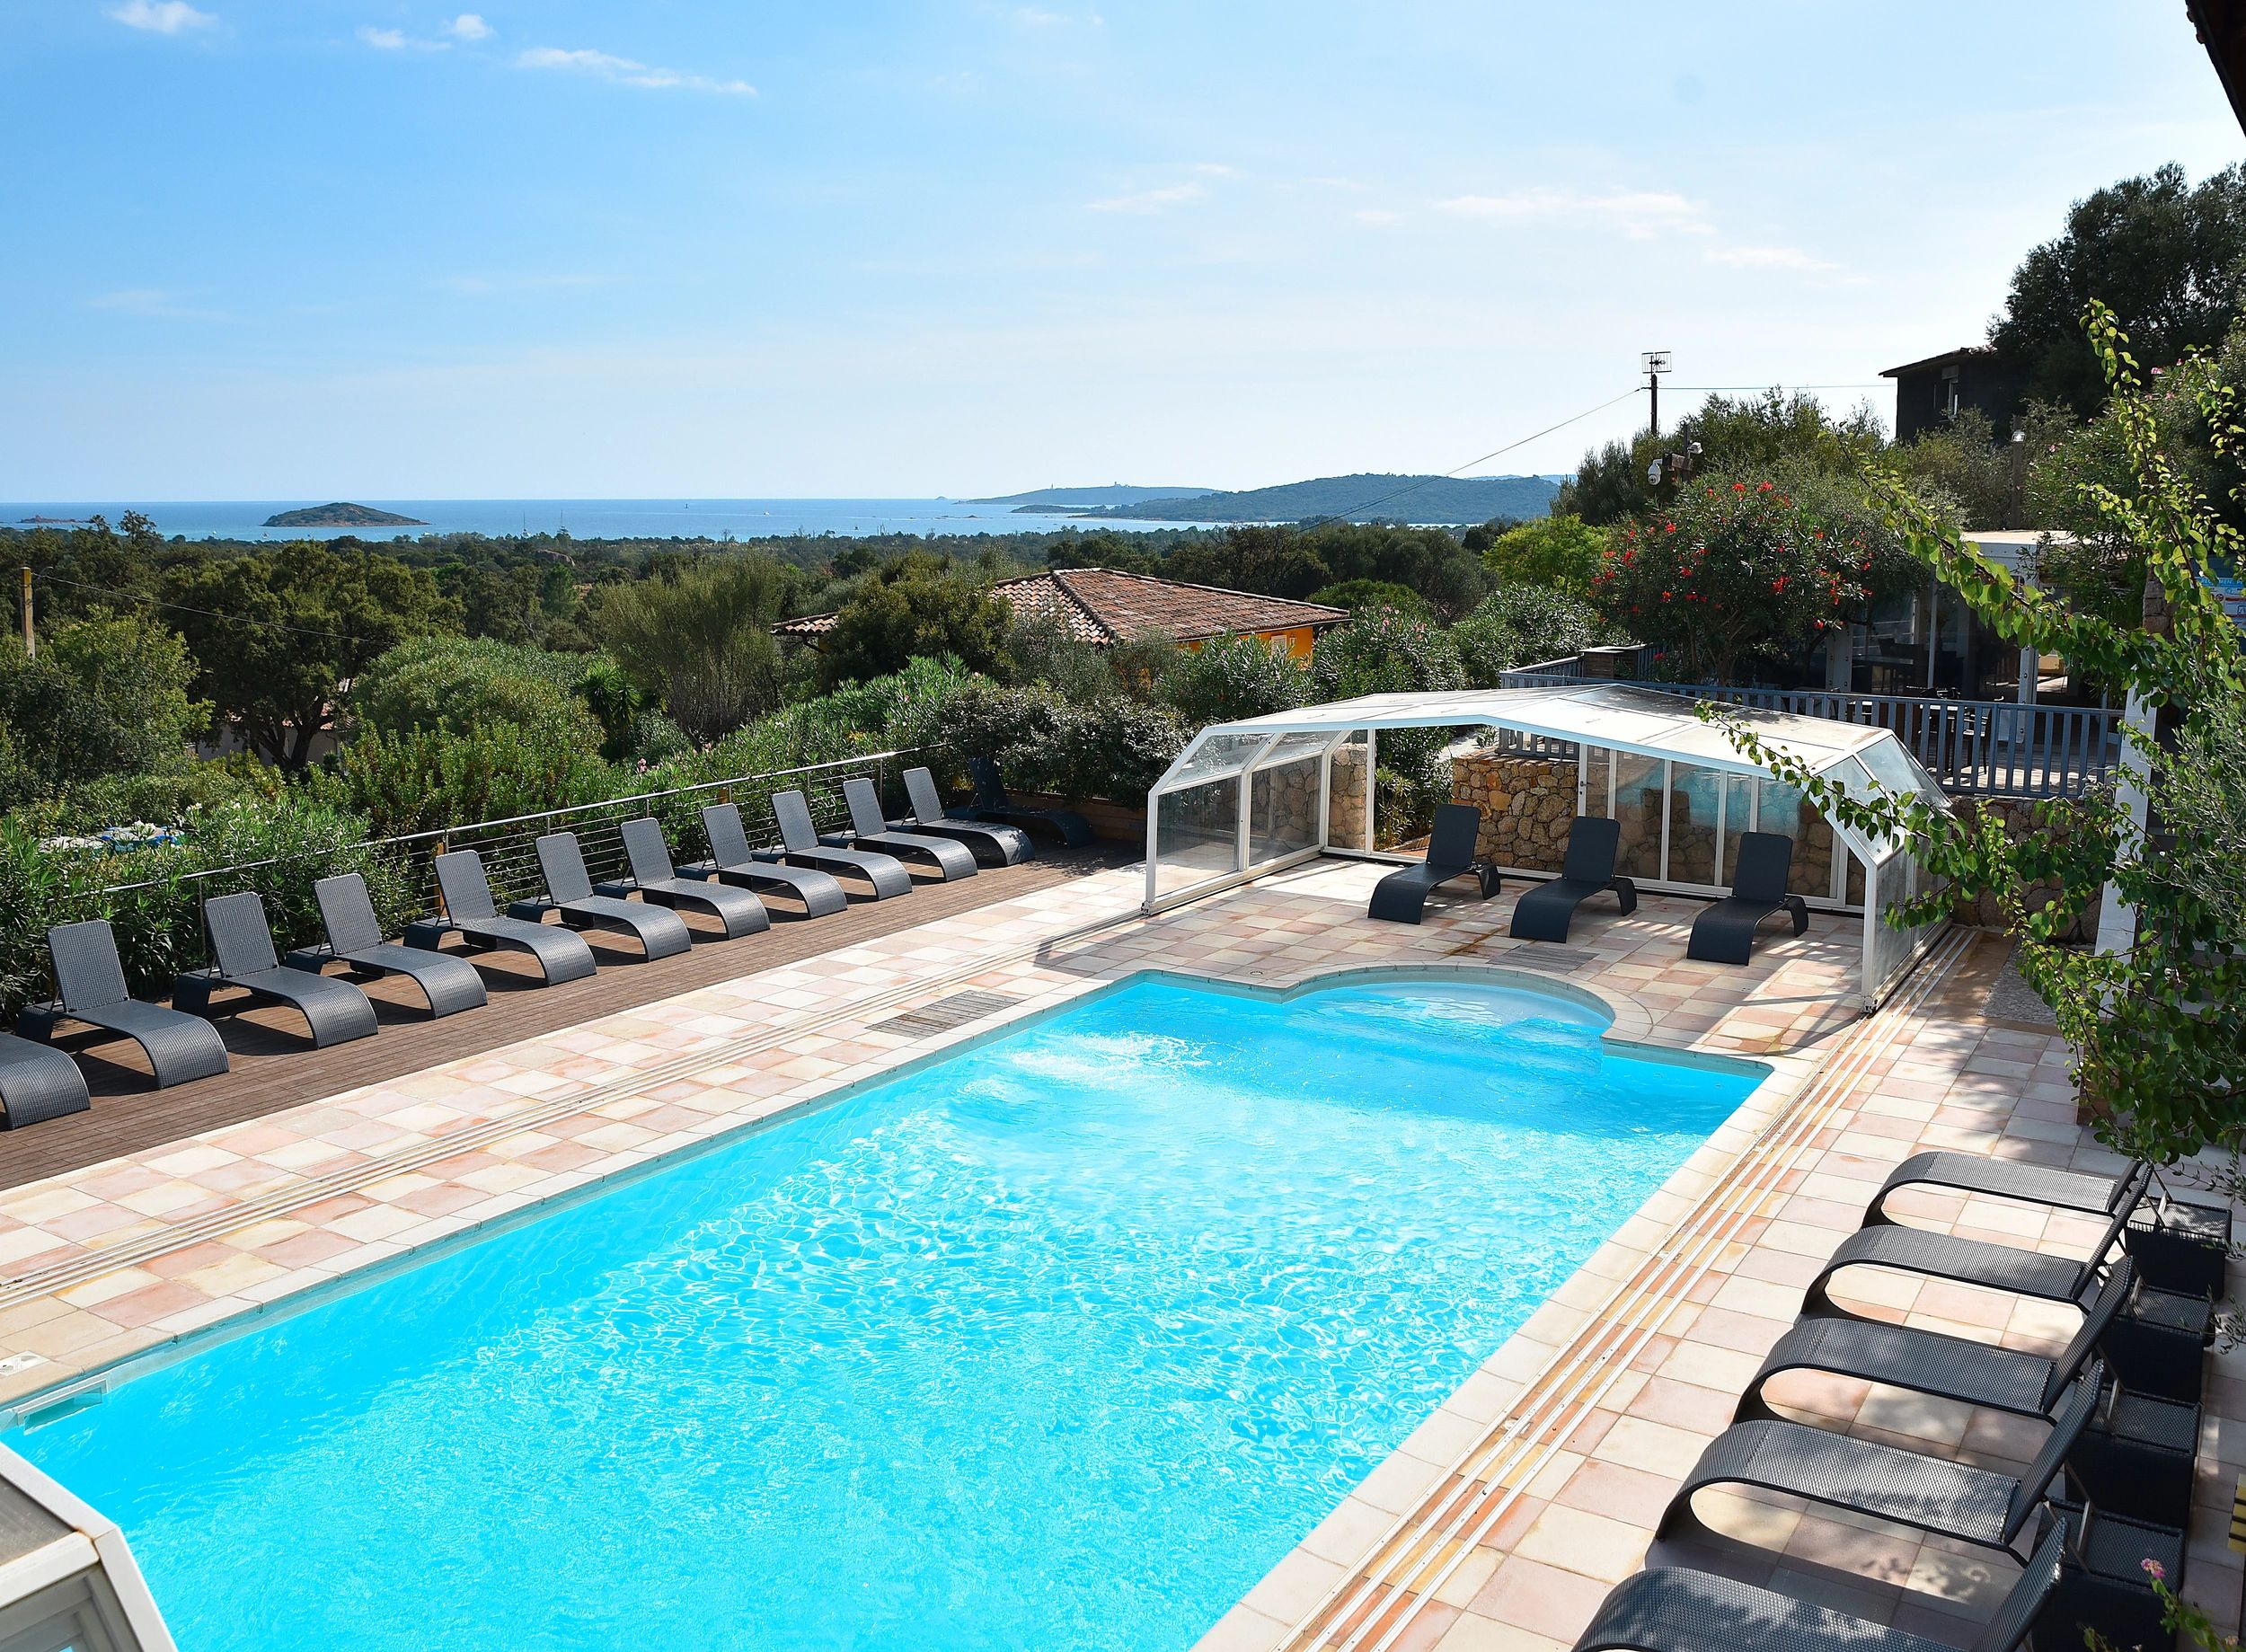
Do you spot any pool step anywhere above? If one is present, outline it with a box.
[869,989,1022,1039]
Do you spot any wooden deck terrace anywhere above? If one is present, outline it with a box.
[0,843,1136,1193]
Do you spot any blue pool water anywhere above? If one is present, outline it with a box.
[9,975,1755,1652]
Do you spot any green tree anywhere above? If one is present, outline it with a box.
[161,543,458,767]
[1722,304,2243,1171]
[1992,163,2246,416]
[1162,526,1333,601]
[815,552,1013,689]
[595,555,799,742]
[1595,466,1910,684]
[0,614,208,808]
[1309,579,1434,618]
[1557,392,1886,526]
[1475,514,1608,596]
[350,634,605,751]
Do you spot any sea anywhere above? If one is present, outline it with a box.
[0,499,1209,543]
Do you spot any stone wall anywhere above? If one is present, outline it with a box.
[1446,749,1578,870]
[1327,746,1368,849]
[1950,794,2103,941]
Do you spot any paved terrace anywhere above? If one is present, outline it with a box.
[0,855,2227,1651]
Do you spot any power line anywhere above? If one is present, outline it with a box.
[28,570,382,649]
[1298,384,1647,529]
[1667,383,1893,393]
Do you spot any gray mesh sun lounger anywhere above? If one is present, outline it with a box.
[966,756,1092,848]
[764,791,912,899]
[1368,803,1500,924]
[1866,1151,2152,1227]
[172,891,378,1047]
[284,873,487,1018]
[904,766,1030,866]
[1509,815,1638,942]
[1803,1173,2147,1317]
[596,818,769,940]
[16,919,229,1088]
[408,850,598,985]
[511,833,692,960]
[678,804,848,920]
[1740,1259,2134,1424]
[1684,831,1809,965]
[832,777,977,881]
[1656,1359,2103,1559]
[0,1033,91,1129]
[1573,1520,2065,1652]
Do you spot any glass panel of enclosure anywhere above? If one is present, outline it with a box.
[1718,773,1755,884]
[1326,730,1371,851]
[1754,775,1841,899]
[1161,732,1267,791]
[1611,752,1664,880]
[1583,746,1612,823]
[1866,842,1943,1003]
[1248,756,1322,866]
[1665,763,1722,886]
[1153,778,1242,898]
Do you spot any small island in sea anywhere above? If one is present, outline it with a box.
[262,502,427,527]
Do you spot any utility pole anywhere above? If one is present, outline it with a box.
[17,570,30,658]
[1641,349,1672,437]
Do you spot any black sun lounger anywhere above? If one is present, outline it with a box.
[1367,803,1499,924]
[172,891,378,1047]
[1509,816,1638,942]
[904,766,1030,865]
[1573,1520,2065,1652]
[598,817,769,940]
[512,833,693,960]
[834,777,977,880]
[967,756,1092,848]
[1803,1173,2147,1318]
[409,849,598,985]
[285,872,488,1018]
[765,790,912,899]
[1684,831,1809,965]
[679,804,848,920]
[0,1033,91,1128]
[1741,1259,2134,1425]
[1656,1359,2102,1559]
[1866,1152,2152,1228]
[17,919,229,1088]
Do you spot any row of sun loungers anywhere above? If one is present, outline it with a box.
[1366,806,1809,965]
[0,767,1081,1119]
[1572,1145,2201,1652]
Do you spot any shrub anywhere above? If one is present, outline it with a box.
[1308,579,1434,618]
[816,553,1012,689]
[939,682,1179,803]
[595,556,795,740]
[1309,607,1465,699]
[1474,515,1609,597]
[350,634,606,750]
[325,723,623,840]
[1154,633,1309,728]
[1451,586,1617,685]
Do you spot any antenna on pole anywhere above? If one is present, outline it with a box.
[1641,350,1672,438]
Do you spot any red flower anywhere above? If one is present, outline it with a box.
[1757,481,1773,491]
[1662,521,1676,534]
[1732,481,1746,492]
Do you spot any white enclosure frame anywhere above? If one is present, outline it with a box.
[1142,685,1952,1011]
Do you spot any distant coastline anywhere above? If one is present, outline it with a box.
[263,502,429,527]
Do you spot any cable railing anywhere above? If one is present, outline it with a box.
[1494,670,2115,799]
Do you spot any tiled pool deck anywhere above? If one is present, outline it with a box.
[0,858,2227,1650]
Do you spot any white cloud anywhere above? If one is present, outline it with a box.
[1703,243,1840,273]
[108,1,214,34]
[1433,187,1711,240]
[446,13,491,40]
[1085,181,1207,214]
[1189,163,1242,180]
[1013,6,1064,23]
[1353,208,1402,225]
[517,45,753,94]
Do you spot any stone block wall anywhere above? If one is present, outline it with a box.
[1327,746,1368,849]
[1950,794,2103,941]
[1447,749,1578,871]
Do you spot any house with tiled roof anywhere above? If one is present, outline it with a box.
[773,567,1350,660]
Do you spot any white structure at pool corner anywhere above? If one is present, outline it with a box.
[1141,683,1952,1012]
[0,1443,173,1651]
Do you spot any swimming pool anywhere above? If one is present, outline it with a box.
[10,972,1759,1652]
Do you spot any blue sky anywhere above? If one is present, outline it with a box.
[2,2,2239,499]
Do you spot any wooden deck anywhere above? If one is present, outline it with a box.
[0,844,1136,1193]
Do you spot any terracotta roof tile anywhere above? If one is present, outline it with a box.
[774,568,1348,646]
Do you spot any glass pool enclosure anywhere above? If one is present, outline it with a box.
[1142,684,1951,1010]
